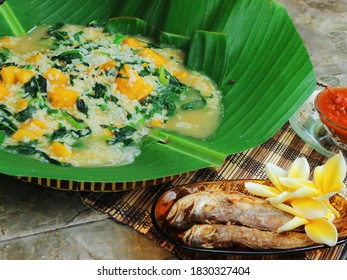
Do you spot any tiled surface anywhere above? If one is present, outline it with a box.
[0,0,346,259]
[0,175,173,259]
[279,0,347,87]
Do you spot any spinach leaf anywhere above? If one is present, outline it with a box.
[52,50,83,64]
[91,82,107,99]
[60,110,86,129]
[73,31,84,43]
[113,34,128,44]
[0,104,12,117]
[49,123,91,142]
[87,20,99,28]
[109,95,118,104]
[50,30,69,42]
[143,72,187,117]
[14,106,36,123]
[6,142,71,166]
[76,98,88,117]
[71,127,92,138]
[138,66,152,77]
[47,23,65,34]
[37,150,71,166]
[6,143,37,155]
[180,88,207,111]
[24,75,47,97]
[0,47,11,65]
[158,66,169,85]
[0,62,16,70]
[147,91,180,117]
[0,116,17,135]
[100,125,136,146]
[45,23,69,42]
[50,124,69,141]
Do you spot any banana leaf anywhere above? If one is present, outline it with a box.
[0,0,316,185]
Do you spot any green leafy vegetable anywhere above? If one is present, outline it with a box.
[0,47,11,65]
[50,124,69,141]
[101,124,136,146]
[43,23,69,42]
[24,75,47,97]
[73,30,84,43]
[0,104,13,117]
[49,123,92,141]
[91,82,107,99]
[6,143,37,155]
[113,34,128,44]
[158,66,169,86]
[14,106,36,122]
[52,49,83,64]
[76,98,89,116]
[143,70,188,117]
[6,142,70,166]
[0,116,17,135]
[180,88,206,111]
[60,110,86,129]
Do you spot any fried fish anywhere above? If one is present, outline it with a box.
[180,223,347,250]
[166,191,294,231]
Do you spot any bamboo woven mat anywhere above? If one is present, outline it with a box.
[81,122,347,260]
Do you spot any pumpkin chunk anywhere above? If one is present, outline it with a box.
[44,68,69,86]
[0,66,34,84]
[122,38,146,49]
[50,141,72,159]
[99,60,117,71]
[0,84,11,100]
[15,98,29,111]
[16,68,35,84]
[48,87,79,108]
[116,64,153,100]
[11,119,48,141]
[1,66,17,84]
[139,48,166,67]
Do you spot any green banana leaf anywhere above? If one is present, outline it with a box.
[0,0,316,184]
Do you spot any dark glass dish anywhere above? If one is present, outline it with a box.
[151,180,347,256]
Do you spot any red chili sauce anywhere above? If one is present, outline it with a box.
[316,87,347,144]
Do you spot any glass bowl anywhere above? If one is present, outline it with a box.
[315,87,347,152]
